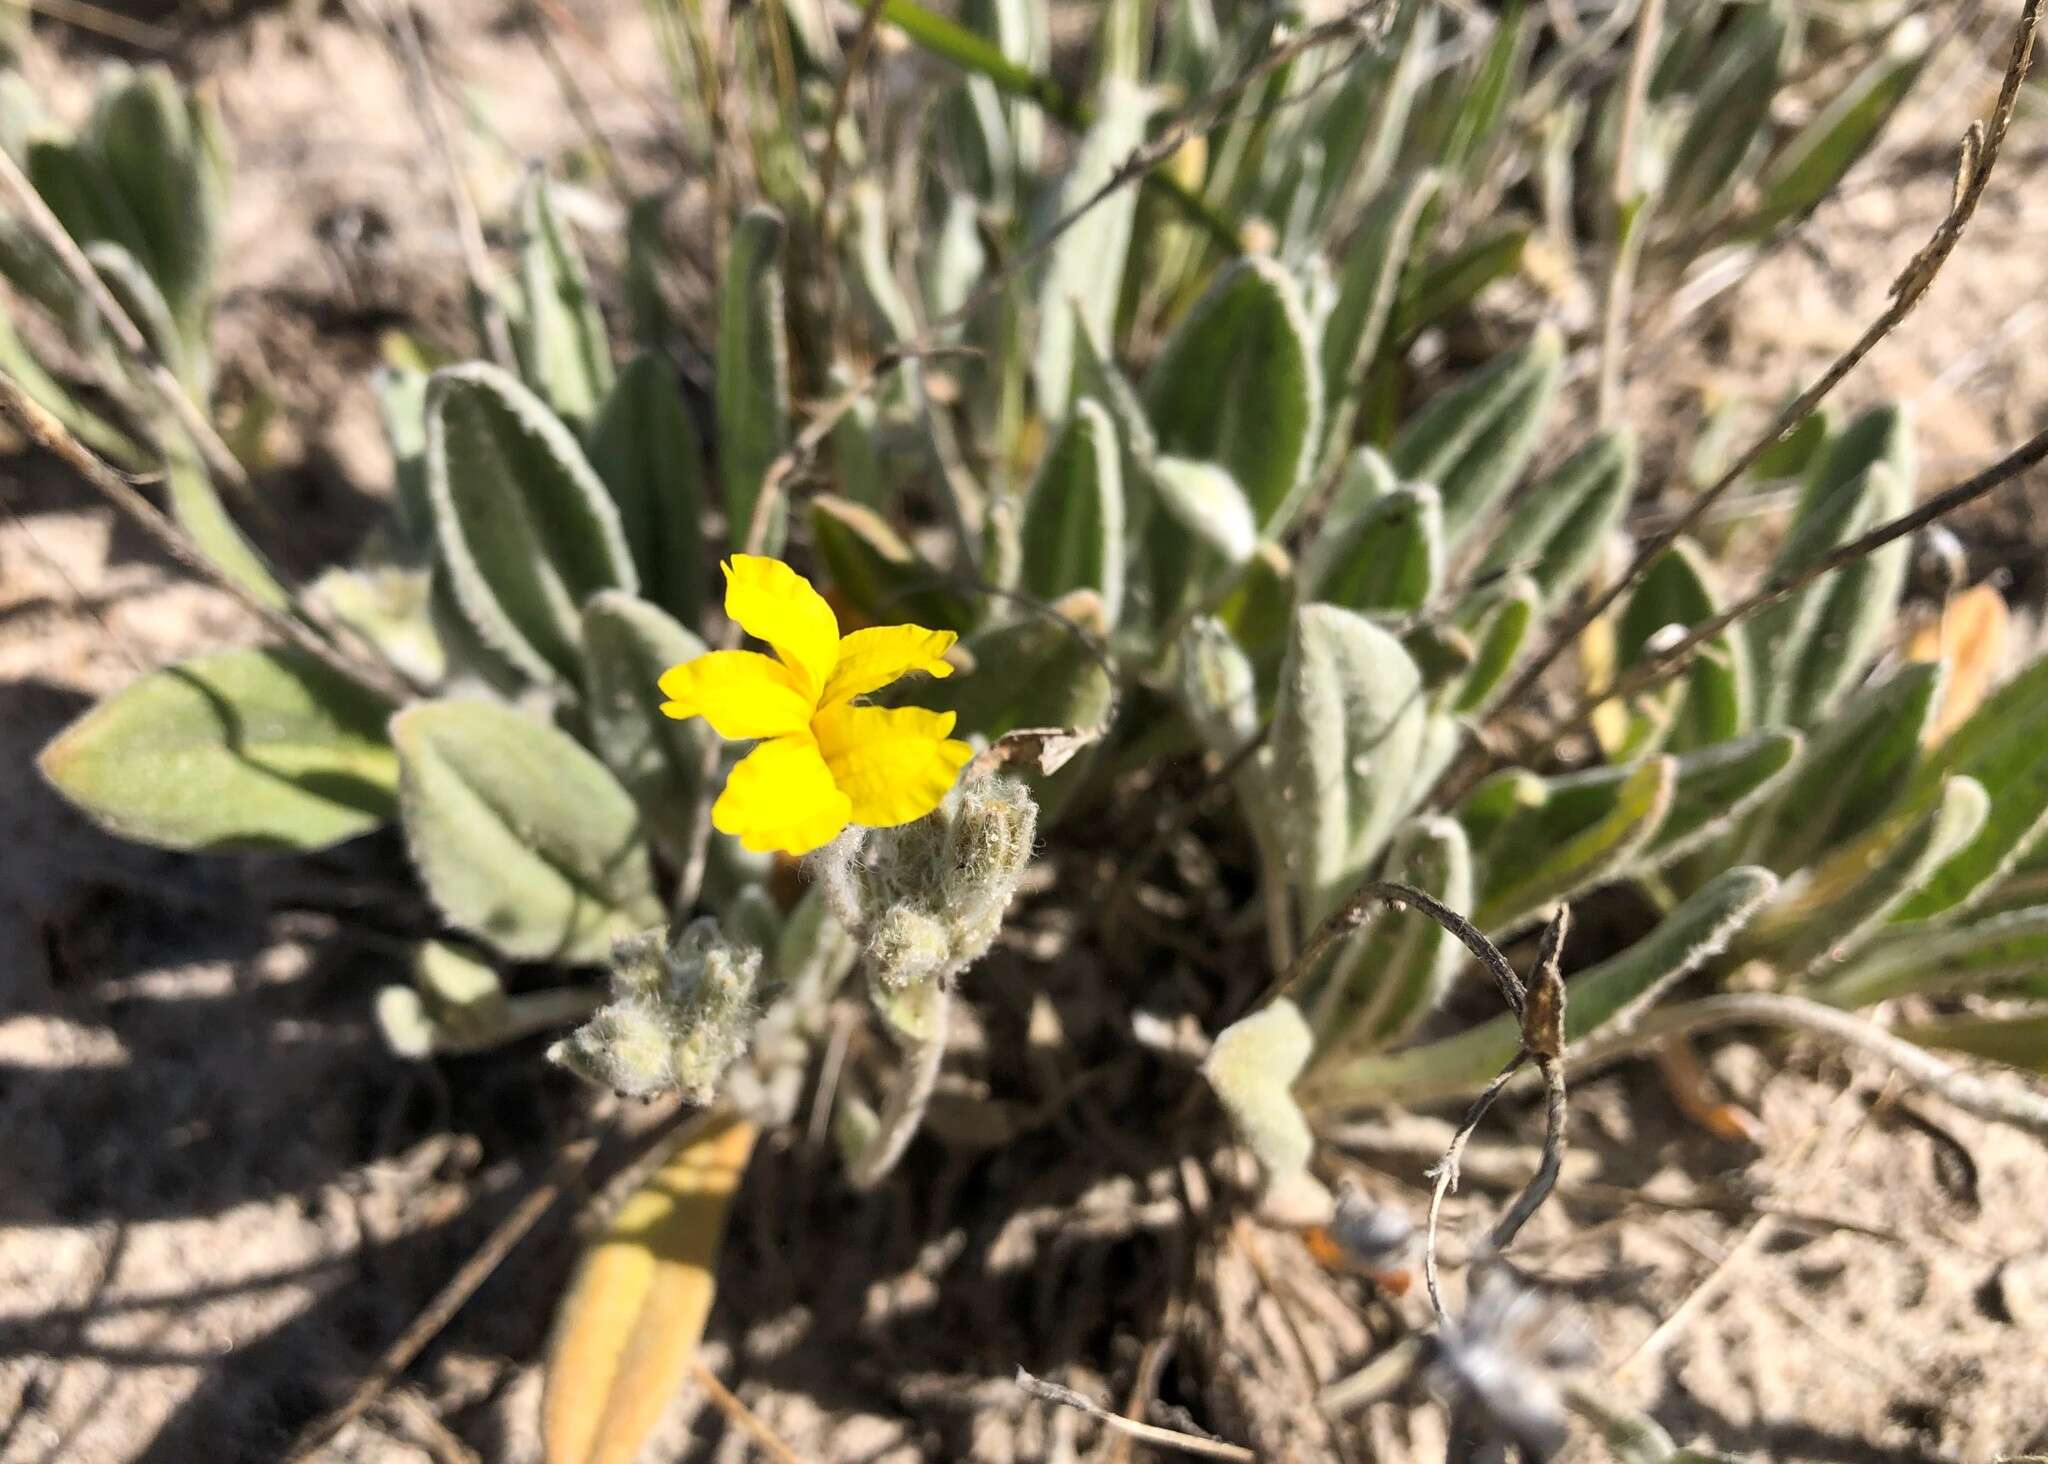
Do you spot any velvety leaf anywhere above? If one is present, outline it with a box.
[589,354,707,626]
[1021,398,1125,623]
[718,207,791,554]
[1273,604,1427,925]
[1617,539,1748,751]
[1302,484,1442,616]
[1307,814,1474,1057]
[1204,999,1315,1181]
[425,363,637,687]
[1471,756,1676,934]
[1145,258,1321,532]
[1753,774,1987,979]
[1031,80,1149,416]
[809,494,972,631]
[581,591,713,863]
[515,171,614,429]
[1479,429,1638,604]
[1319,171,1439,459]
[1753,661,1940,873]
[1747,35,1927,235]
[1818,906,2048,1009]
[392,698,660,963]
[39,647,396,853]
[1390,325,1561,550]
[1307,867,1777,1106]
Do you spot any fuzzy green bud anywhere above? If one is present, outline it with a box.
[868,905,952,990]
[940,777,1039,938]
[805,776,1041,1005]
[548,918,762,1104]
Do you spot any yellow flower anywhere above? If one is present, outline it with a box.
[658,555,973,856]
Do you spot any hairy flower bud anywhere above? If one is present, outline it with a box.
[549,918,762,1104]
[805,775,1040,1001]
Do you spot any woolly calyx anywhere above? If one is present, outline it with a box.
[549,918,762,1103]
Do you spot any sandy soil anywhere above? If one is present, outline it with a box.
[4,3,2048,1462]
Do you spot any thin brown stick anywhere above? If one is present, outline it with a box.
[690,1359,803,1464]
[0,143,251,499]
[346,0,518,370]
[0,370,411,704]
[1425,1053,1525,1318]
[6,0,177,48]
[816,0,889,239]
[1570,992,2048,1138]
[1266,879,1527,1016]
[1423,905,1571,1320]
[282,1131,605,1462]
[1535,421,2048,754]
[1455,0,2043,800]
[1014,1367,1255,1462]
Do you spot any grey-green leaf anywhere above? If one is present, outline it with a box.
[1031,79,1149,417]
[1617,539,1748,751]
[1470,756,1676,935]
[39,647,396,853]
[1302,484,1442,616]
[718,207,791,555]
[1319,171,1439,460]
[514,171,614,429]
[1273,604,1427,926]
[1145,258,1322,532]
[1753,660,1940,873]
[1021,398,1125,623]
[425,362,637,687]
[1391,324,1562,550]
[580,590,712,864]
[1479,429,1638,604]
[1747,35,1926,236]
[1753,449,1912,728]
[588,354,707,626]
[392,698,661,964]
[1818,906,2048,1009]
[1308,814,1475,1057]
[1753,775,1987,980]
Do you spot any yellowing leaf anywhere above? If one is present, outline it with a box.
[1907,585,2009,746]
[544,1115,758,1464]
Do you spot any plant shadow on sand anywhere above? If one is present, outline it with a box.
[0,660,2039,1462]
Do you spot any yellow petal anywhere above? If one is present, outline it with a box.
[711,734,852,855]
[822,624,959,707]
[812,702,973,829]
[658,651,813,740]
[722,555,839,699]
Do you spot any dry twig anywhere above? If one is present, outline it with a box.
[1014,1367,1255,1462]
[1568,991,2048,1139]
[1531,421,2048,756]
[0,370,412,704]
[0,142,252,498]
